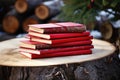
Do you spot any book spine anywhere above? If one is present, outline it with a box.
[29,31,90,40]
[51,36,93,44]
[50,31,90,39]
[35,40,92,49]
[44,26,86,33]
[31,36,93,44]
[33,45,93,54]
[40,45,93,54]
[32,49,92,59]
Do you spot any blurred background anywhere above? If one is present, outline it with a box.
[0,0,119,50]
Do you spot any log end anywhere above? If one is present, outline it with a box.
[35,5,49,20]
[15,0,28,13]
[23,18,39,32]
[100,21,113,40]
[2,16,19,34]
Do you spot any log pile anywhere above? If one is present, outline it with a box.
[14,0,43,13]
[0,0,62,34]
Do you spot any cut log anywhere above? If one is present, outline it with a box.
[100,21,113,40]
[15,0,43,13]
[35,0,62,20]
[99,20,120,43]
[22,16,40,32]
[0,7,11,24]
[2,10,19,34]
[2,9,28,34]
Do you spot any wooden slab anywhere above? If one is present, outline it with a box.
[0,38,116,67]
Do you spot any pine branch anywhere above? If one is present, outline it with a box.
[59,0,120,25]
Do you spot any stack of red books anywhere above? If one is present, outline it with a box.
[19,22,93,59]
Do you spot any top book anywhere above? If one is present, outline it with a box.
[29,22,86,33]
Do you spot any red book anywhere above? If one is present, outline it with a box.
[28,31,90,39]
[20,40,92,49]
[19,45,93,54]
[20,49,92,59]
[28,22,86,33]
[30,36,93,44]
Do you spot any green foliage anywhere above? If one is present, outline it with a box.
[59,0,120,25]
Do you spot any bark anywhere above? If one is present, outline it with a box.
[0,52,120,80]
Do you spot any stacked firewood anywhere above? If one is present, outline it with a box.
[0,0,63,34]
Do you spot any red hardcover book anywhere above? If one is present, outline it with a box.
[20,49,92,59]
[28,31,90,39]
[28,22,86,33]
[30,36,93,44]
[19,45,93,54]
[20,40,92,49]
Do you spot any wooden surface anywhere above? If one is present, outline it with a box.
[0,38,116,67]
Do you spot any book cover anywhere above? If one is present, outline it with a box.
[29,22,86,33]
[30,36,93,44]
[19,45,93,54]
[55,22,85,27]
[20,49,92,59]
[28,31,90,39]
[20,40,92,49]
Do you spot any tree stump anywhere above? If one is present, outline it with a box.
[0,38,119,80]
[0,53,120,80]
